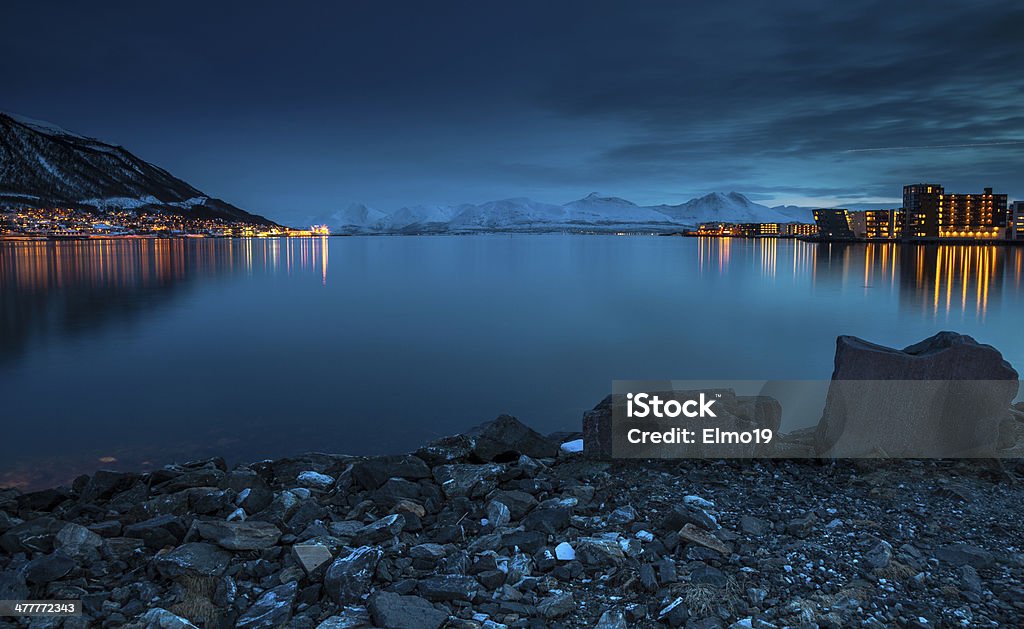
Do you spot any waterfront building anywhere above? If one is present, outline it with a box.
[1012,201,1024,241]
[813,209,862,239]
[784,222,819,237]
[864,209,901,240]
[902,183,1008,240]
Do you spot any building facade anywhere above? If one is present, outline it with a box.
[902,183,1008,240]
[1012,201,1024,240]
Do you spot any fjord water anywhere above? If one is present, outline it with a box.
[1,236,1022,488]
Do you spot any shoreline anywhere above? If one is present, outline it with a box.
[2,414,1024,628]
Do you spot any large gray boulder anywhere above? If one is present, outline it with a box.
[815,332,1019,457]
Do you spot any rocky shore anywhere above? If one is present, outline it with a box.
[2,410,1024,629]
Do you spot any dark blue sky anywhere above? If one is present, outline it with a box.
[3,1,1022,221]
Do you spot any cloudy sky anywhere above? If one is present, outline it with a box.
[3,1,1022,221]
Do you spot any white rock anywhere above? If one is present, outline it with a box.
[297,471,335,490]
[554,542,575,561]
[683,495,715,509]
[560,439,584,453]
[635,530,655,542]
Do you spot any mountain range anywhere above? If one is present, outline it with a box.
[0,112,272,224]
[314,191,816,234]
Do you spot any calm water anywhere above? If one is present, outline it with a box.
[2,235,1022,488]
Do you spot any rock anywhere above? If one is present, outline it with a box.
[464,414,560,462]
[678,524,731,555]
[0,516,65,554]
[487,490,538,520]
[196,520,281,550]
[154,542,232,578]
[582,396,615,459]
[522,505,572,533]
[25,552,76,584]
[608,505,637,525]
[740,515,771,536]
[418,574,479,602]
[554,541,575,561]
[124,514,187,549]
[958,564,983,593]
[297,470,335,490]
[133,608,200,629]
[575,537,625,566]
[560,438,584,454]
[786,513,817,538]
[486,500,511,528]
[690,565,726,587]
[293,541,334,575]
[0,570,29,601]
[325,546,383,604]
[236,581,297,629]
[595,608,628,629]
[351,455,432,491]
[934,543,996,569]
[315,608,373,629]
[409,543,447,560]
[815,332,1020,456]
[433,464,503,499]
[79,470,139,503]
[538,591,575,618]
[369,590,447,629]
[658,597,689,626]
[639,563,658,591]
[350,514,405,545]
[864,540,893,569]
[54,522,105,561]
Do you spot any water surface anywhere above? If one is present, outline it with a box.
[2,236,1022,487]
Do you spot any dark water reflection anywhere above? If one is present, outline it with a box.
[1,236,1021,488]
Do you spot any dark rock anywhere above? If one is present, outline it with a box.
[816,332,1020,456]
[237,580,297,629]
[934,543,996,569]
[689,564,727,587]
[864,540,893,569]
[639,563,658,591]
[575,537,626,566]
[740,515,771,536]
[417,574,479,602]
[196,520,281,550]
[487,490,538,520]
[433,464,503,499]
[25,552,76,584]
[325,546,383,604]
[18,487,71,511]
[368,590,447,629]
[294,541,334,576]
[0,516,65,554]
[538,591,575,618]
[350,514,405,545]
[477,568,506,589]
[54,523,105,561]
[522,506,572,534]
[786,513,817,539]
[351,455,431,490]
[0,570,29,601]
[124,514,187,549]
[465,414,560,462]
[154,542,232,578]
[958,564,983,593]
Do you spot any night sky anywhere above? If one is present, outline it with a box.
[3,1,1022,222]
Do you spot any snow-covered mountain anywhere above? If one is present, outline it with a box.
[321,191,815,234]
[0,112,273,224]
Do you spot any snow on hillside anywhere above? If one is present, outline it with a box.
[322,191,815,234]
